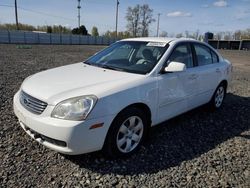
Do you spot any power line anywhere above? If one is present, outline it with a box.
[0,4,75,22]
[0,4,114,29]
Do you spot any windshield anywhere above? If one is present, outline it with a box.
[84,41,169,74]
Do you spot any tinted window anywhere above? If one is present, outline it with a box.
[168,44,193,68]
[194,44,213,66]
[211,50,219,63]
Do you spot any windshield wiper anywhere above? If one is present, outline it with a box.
[83,61,100,68]
[84,62,125,72]
[101,64,125,72]
[83,61,91,65]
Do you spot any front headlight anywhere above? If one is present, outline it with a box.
[51,95,97,121]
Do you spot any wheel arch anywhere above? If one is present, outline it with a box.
[113,102,152,126]
[102,102,152,155]
[220,80,228,91]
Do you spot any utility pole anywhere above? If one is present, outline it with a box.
[156,13,161,37]
[115,0,119,38]
[77,0,81,28]
[15,0,19,30]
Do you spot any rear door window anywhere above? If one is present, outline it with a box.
[211,50,219,63]
[194,44,213,66]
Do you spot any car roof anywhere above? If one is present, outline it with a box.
[121,37,196,43]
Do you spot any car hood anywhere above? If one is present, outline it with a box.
[21,63,143,105]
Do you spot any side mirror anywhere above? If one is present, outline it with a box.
[164,61,186,73]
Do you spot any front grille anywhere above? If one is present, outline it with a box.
[20,91,48,114]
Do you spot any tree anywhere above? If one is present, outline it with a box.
[241,28,250,39]
[117,31,131,38]
[36,25,71,33]
[215,32,223,40]
[91,26,99,36]
[198,35,203,41]
[234,30,242,40]
[103,30,131,39]
[126,4,155,37]
[140,4,155,37]
[126,4,141,37]
[47,26,52,33]
[103,30,116,38]
[72,25,89,35]
[0,23,36,31]
[224,31,233,40]
[176,33,183,38]
[194,30,200,40]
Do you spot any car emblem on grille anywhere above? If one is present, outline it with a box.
[23,98,28,104]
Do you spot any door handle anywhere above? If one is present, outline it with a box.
[189,74,198,80]
[216,68,221,73]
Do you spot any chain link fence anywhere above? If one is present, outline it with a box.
[0,30,117,45]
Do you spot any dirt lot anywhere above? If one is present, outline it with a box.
[0,45,249,187]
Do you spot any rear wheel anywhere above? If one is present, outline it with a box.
[209,83,226,110]
[103,107,148,158]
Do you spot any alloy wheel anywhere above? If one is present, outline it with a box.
[116,116,144,153]
[215,86,225,108]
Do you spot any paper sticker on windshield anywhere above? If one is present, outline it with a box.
[146,42,167,47]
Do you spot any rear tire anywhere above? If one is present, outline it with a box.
[103,107,148,158]
[208,83,226,110]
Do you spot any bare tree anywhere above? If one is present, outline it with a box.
[234,30,242,40]
[198,35,203,41]
[126,4,155,37]
[140,4,155,37]
[176,33,183,38]
[215,32,223,40]
[126,5,141,37]
[241,28,250,39]
[224,31,233,40]
[194,30,200,40]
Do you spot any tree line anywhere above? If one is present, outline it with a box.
[0,4,249,40]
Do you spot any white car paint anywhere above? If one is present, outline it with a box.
[13,38,232,155]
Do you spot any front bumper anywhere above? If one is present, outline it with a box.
[13,91,114,155]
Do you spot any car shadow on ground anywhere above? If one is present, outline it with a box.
[65,93,250,175]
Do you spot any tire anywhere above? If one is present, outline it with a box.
[208,83,226,110]
[103,107,149,158]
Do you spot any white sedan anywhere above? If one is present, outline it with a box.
[13,38,232,157]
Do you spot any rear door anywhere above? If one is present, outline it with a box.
[191,43,223,107]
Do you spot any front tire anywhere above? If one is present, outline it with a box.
[103,107,148,158]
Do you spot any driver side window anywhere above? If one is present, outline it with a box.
[168,44,193,68]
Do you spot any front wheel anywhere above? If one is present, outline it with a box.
[103,108,148,158]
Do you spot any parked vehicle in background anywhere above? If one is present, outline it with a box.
[13,37,232,157]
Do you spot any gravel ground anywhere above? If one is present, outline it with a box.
[0,45,249,188]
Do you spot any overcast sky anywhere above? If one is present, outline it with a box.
[0,0,250,36]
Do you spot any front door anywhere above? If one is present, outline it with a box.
[157,43,199,123]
